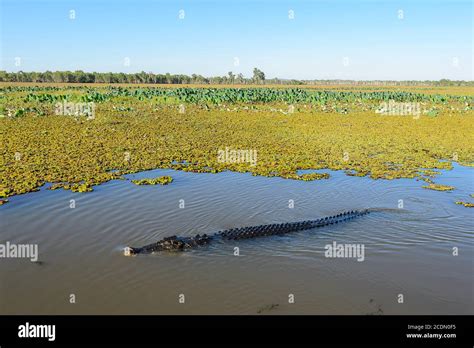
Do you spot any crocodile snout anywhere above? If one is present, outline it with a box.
[123,246,135,256]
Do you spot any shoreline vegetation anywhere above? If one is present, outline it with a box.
[1,83,473,207]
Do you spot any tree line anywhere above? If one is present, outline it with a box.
[0,68,267,85]
[0,70,471,86]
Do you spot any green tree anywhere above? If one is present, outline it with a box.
[228,71,235,84]
[252,68,265,84]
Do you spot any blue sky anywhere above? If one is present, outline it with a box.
[1,0,472,80]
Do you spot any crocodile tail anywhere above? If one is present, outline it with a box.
[219,210,369,241]
[309,209,369,228]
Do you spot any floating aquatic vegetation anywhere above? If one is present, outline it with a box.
[0,85,473,204]
[418,177,434,183]
[345,170,368,177]
[455,201,474,207]
[0,187,13,198]
[418,169,441,178]
[48,182,94,192]
[281,172,330,180]
[459,162,474,167]
[132,176,173,185]
[299,173,330,180]
[455,193,474,207]
[70,183,93,192]
[48,183,64,190]
[422,184,455,191]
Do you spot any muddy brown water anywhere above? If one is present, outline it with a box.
[0,164,472,314]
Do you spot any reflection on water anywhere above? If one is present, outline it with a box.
[0,164,472,314]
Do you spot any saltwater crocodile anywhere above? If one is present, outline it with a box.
[124,209,371,256]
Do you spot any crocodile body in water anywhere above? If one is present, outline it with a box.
[124,209,370,256]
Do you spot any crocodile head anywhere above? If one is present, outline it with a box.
[124,234,213,255]
[123,246,138,256]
